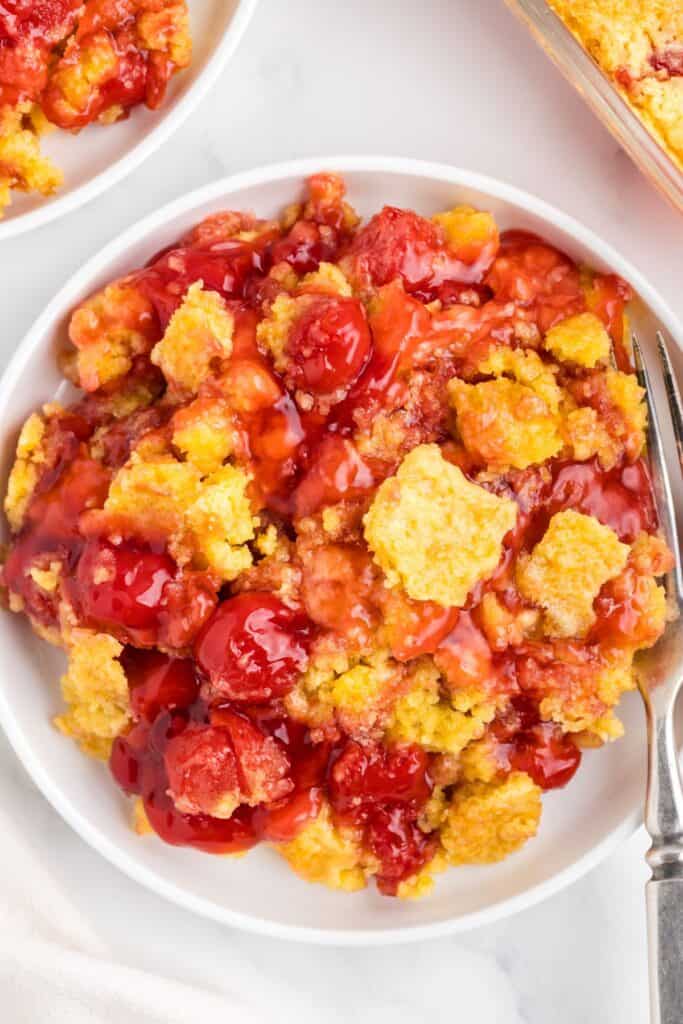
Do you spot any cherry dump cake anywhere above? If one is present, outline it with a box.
[548,1,683,169]
[2,173,672,898]
[0,0,191,215]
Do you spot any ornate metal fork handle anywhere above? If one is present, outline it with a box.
[633,332,683,1024]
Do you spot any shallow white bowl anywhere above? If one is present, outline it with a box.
[1,157,682,944]
[0,0,258,240]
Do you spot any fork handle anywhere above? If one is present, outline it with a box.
[644,703,683,1023]
[646,878,683,1023]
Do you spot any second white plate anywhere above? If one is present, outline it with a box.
[0,0,258,241]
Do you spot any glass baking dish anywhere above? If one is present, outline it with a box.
[504,0,683,213]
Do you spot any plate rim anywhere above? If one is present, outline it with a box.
[0,154,680,944]
[0,0,260,242]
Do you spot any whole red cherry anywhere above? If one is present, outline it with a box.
[287,295,371,395]
[195,592,314,703]
[73,538,176,633]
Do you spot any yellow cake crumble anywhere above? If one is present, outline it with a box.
[363,444,518,607]
[395,854,446,900]
[0,113,62,217]
[387,659,492,755]
[54,631,131,760]
[517,509,629,638]
[459,736,501,784]
[449,376,563,470]
[185,465,258,580]
[544,312,611,368]
[439,773,542,865]
[605,368,647,456]
[4,413,47,531]
[101,451,257,581]
[151,282,234,395]
[539,653,635,742]
[277,803,375,892]
[256,293,298,370]
[300,262,352,297]
[28,562,62,595]
[171,397,235,475]
[287,646,402,736]
[137,3,192,67]
[68,281,157,392]
[476,347,562,413]
[433,205,499,255]
[132,798,154,836]
[561,403,617,468]
[327,664,386,716]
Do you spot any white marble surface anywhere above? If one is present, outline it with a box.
[1,0,682,1020]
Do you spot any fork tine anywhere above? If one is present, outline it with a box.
[632,332,683,602]
[656,331,683,472]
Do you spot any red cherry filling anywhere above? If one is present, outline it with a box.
[154,572,219,651]
[222,357,323,512]
[344,206,492,303]
[492,697,581,791]
[211,708,293,803]
[486,231,585,333]
[269,220,339,274]
[71,538,176,634]
[343,206,444,296]
[650,47,683,78]
[328,740,432,822]
[0,1,80,105]
[248,711,330,842]
[41,16,176,130]
[0,0,80,46]
[300,542,380,639]
[163,712,294,816]
[547,458,656,544]
[141,716,259,855]
[292,435,375,517]
[112,707,295,851]
[2,452,110,628]
[143,792,259,855]
[258,788,324,843]
[367,805,438,896]
[509,725,581,790]
[287,295,371,395]
[435,611,499,694]
[585,272,632,370]
[164,723,241,817]
[137,242,269,327]
[195,592,314,703]
[387,599,460,662]
[328,740,434,894]
[323,282,432,439]
[123,649,198,723]
[109,719,151,796]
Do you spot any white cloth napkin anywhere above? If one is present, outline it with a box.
[0,750,267,1024]
[0,731,532,1024]
[2,725,650,1024]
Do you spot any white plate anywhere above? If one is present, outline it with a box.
[1,157,681,945]
[0,0,258,241]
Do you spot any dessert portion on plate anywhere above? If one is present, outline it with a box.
[0,0,191,216]
[2,173,672,898]
[548,0,683,168]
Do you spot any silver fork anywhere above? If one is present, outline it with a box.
[632,330,683,1024]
